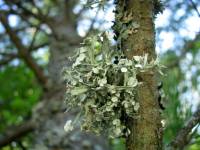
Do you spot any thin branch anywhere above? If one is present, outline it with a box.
[16,16,50,37]
[85,6,101,37]
[0,52,18,66]
[30,0,43,17]
[30,42,49,52]
[0,120,35,148]
[0,13,49,90]
[76,0,90,19]
[189,0,200,17]
[0,57,16,66]
[4,0,52,25]
[2,8,52,43]
[0,27,28,39]
[0,9,50,38]
[186,124,200,146]
[28,27,39,51]
[170,108,200,150]
[0,52,18,57]
[1,2,53,36]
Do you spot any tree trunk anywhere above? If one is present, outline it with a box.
[114,0,163,150]
[30,2,109,150]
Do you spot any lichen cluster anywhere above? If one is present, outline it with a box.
[64,33,163,138]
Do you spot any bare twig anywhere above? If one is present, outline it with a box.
[0,57,16,66]
[30,42,49,52]
[85,6,101,37]
[0,120,35,148]
[0,52,18,57]
[189,0,200,17]
[4,0,52,25]
[28,27,40,51]
[0,13,48,90]
[0,52,18,66]
[170,108,200,150]
[76,0,90,18]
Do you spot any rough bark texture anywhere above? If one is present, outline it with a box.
[114,0,163,150]
[29,1,110,150]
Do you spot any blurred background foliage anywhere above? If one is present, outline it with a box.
[0,0,200,150]
[0,63,41,131]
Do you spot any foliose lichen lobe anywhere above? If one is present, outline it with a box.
[63,33,164,138]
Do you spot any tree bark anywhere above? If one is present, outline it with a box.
[114,0,163,150]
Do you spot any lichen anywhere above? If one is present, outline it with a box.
[63,33,164,138]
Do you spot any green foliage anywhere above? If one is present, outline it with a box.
[187,134,200,150]
[0,63,41,132]
[111,138,126,150]
[161,53,192,146]
[64,33,164,138]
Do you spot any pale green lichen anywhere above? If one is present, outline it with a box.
[64,120,74,133]
[63,33,164,138]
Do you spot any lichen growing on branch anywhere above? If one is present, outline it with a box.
[63,33,164,138]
